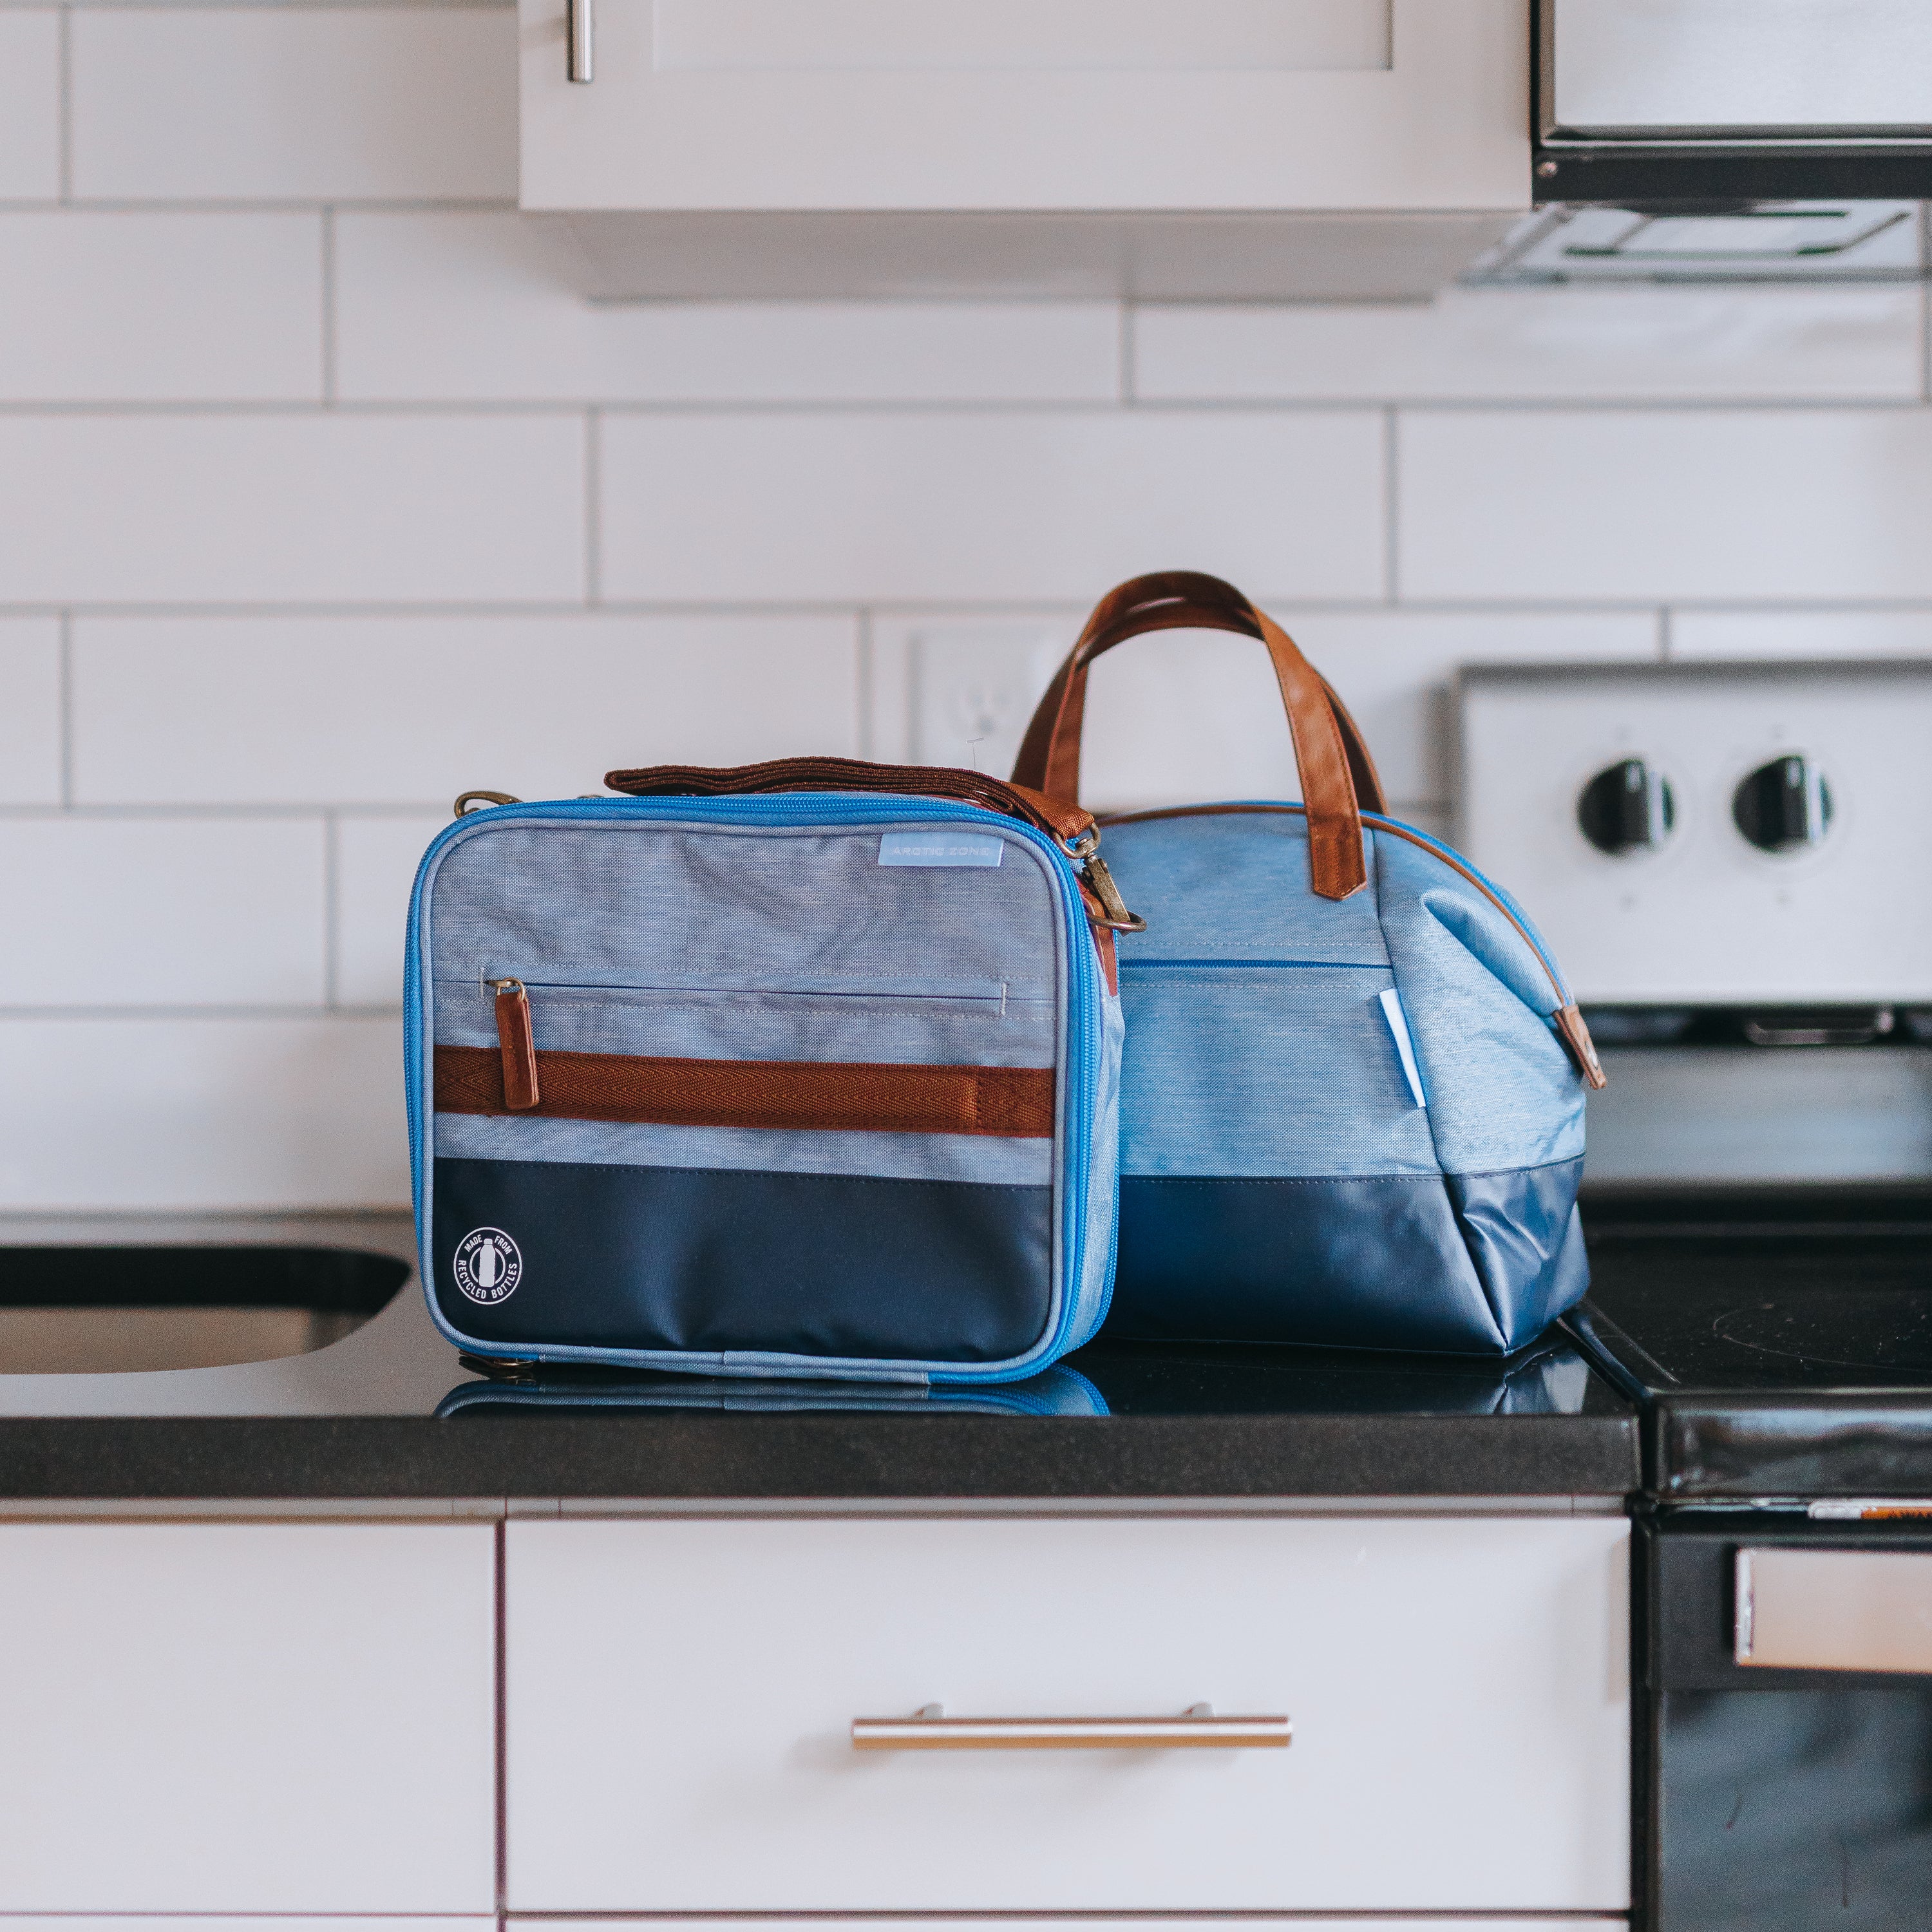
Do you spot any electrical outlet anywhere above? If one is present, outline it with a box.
[907,623,1068,778]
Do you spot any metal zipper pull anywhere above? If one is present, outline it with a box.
[485,978,540,1111]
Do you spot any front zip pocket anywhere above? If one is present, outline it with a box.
[433,974,1057,1139]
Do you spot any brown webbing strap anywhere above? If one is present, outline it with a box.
[435,1046,1056,1138]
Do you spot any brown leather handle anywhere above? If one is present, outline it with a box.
[1010,573,1385,901]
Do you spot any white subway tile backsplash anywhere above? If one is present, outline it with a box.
[0,620,62,806]
[878,609,1659,811]
[0,13,59,202]
[334,212,1122,403]
[8,24,1931,1209]
[600,412,1386,603]
[0,415,583,603]
[0,1016,407,1209]
[0,213,322,402]
[1399,410,1932,604]
[1135,287,1927,404]
[69,10,516,202]
[334,812,442,1007]
[72,615,862,804]
[1670,609,1932,660]
[0,817,324,1006]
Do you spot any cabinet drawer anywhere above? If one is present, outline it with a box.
[0,1523,497,1911]
[505,1515,1628,1911]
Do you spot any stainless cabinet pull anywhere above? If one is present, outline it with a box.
[567,0,592,83]
[1737,1547,1932,1673]
[851,1703,1291,1751]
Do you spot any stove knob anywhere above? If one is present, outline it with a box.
[1578,758,1675,855]
[1734,754,1832,852]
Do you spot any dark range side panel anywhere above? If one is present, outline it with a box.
[433,1156,1053,1363]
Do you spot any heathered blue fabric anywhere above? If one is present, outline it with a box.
[430,972,1056,1071]
[1097,802,1589,1353]
[431,821,1057,994]
[433,1111,1055,1186]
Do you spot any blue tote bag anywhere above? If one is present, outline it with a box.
[1012,573,1607,1356]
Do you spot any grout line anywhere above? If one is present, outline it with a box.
[855,608,874,760]
[583,408,602,605]
[0,802,448,820]
[0,1003,404,1020]
[320,205,337,408]
[0,393,1924,418]
[55,2,72,205]
[1921,227,1931,404]
[1118,303,1137,405]
[1,594,1907,620]
[321,810,340,1008]
[56,611,74,808]
[1657,608,1674,661]
[6,196,521,214]
[1382,407,1400,605]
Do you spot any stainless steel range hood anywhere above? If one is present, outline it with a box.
[1469,198,1929,285]
[1490,2,1932,287]
[1535,0,1932,203]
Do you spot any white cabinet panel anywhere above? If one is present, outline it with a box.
[505,1515,1629,1912]
[0,1523,496,1911]
[551,1921,1623,1932]
[521,0,1526,213]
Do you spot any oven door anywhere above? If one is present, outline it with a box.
[1643,1511,1932,1930]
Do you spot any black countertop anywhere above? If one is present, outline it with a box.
[0,1214,1636,1502]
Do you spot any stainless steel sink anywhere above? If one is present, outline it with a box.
[0,1245,410,1374]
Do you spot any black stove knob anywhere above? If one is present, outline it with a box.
[1733,754,1832,852]
[1578,758,1674,855]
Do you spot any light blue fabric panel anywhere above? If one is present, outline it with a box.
[1104,809,1392,966]
[1372,828,1587,1177]
[432,975,1056,1069]
[1115,963,1441,1178]
[433,1110,1054,1186]
[431,819,1058,994]
[1068,981,1124,1344]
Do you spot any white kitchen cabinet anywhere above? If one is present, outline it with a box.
[0,1522,497,1912]
[518,0,1530,298]
[504,1514,1629,1913]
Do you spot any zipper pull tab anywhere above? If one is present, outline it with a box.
[485,979,540,1110]
[1066,831,1146,933]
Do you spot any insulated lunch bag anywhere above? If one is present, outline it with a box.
[1012,573,1607,1356]
[406,759,1126,1382]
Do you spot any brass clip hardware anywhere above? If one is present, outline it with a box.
[1066,831,1146,934]
[453,790,522,819]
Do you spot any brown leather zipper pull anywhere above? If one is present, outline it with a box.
[1553,1002,1607,1092]
[486,979,540,1110]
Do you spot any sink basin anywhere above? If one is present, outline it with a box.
[0,1245,410,1374]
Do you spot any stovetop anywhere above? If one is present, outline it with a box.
[1569,1186,1932,1501]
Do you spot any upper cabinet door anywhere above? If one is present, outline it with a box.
[520,0,1528,213]
[0,1522,497,1913]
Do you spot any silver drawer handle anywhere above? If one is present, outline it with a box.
[1737,1547,1932,1673]
[851,1703,1291,1751]
[567,0,592,82]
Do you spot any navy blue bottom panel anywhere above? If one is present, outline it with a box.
[1108,1158,1587,1356]
[432,1156,1054,1363]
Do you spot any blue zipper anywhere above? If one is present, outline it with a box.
[404,791,1109,1381]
